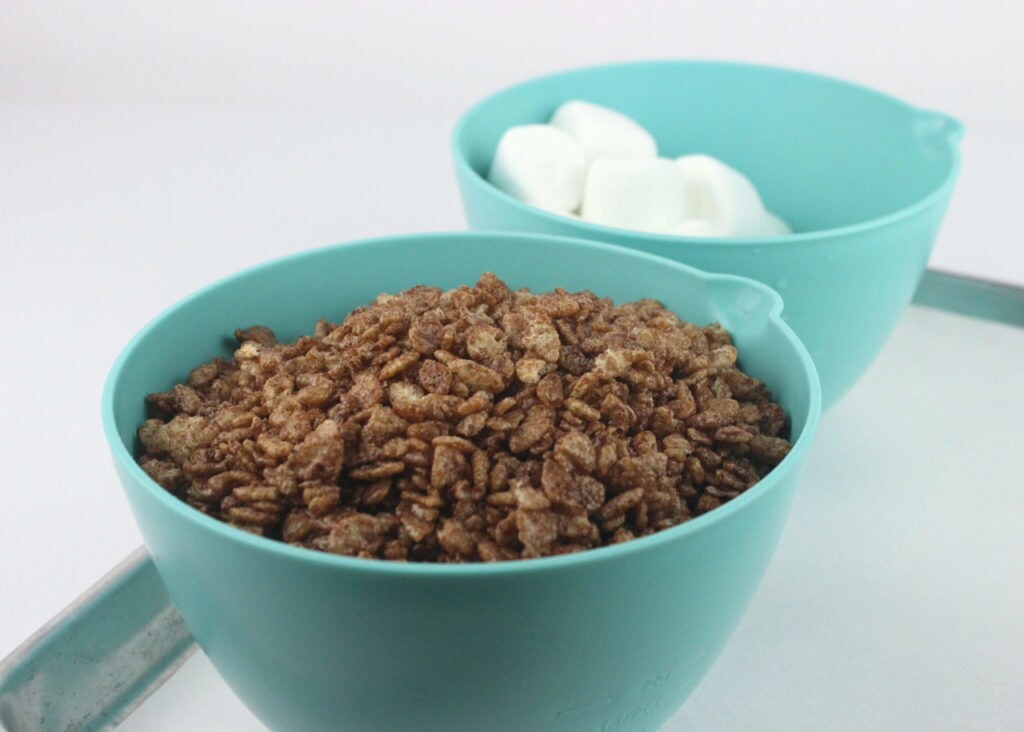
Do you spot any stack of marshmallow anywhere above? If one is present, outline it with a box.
[487,100,791,237]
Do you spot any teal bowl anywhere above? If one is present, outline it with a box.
[452,60,963,409]
[102,232,821,731]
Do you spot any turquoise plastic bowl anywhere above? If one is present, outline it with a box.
[452,60,963,409]
[102,232,821,731]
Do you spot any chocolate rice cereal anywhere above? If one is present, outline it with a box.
[137,274,791,562]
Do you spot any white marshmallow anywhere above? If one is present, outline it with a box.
[487,124,587,213]
[675,154,767,236]
[550,100,657,162]
[531,200,580,219]
[580,158,686,233]
[671,219,728,238]
[675,211,792,238]
[758,211,793,236]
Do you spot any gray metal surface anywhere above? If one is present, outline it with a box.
[0,548,195,732]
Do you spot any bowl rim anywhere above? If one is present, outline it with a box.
[451,58,964,245]
[101,231,822,577]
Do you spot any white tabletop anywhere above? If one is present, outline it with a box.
[2,3,1023,730]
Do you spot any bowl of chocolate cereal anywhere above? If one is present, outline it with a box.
[452,60,963,409]
[102,231,820,731]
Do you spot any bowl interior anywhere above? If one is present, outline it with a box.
[108,233,819,519]
[455,61,960,231]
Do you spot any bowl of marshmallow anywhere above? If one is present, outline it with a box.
[452,60,964,408]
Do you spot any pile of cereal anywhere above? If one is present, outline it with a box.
[137,274,791,562]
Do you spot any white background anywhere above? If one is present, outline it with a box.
[2,2,1022,730]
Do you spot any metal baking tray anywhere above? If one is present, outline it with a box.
[2,269,1021,731]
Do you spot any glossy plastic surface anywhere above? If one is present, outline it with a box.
[102,232,820,732]
[452,60,963,409]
